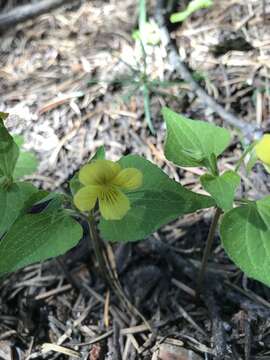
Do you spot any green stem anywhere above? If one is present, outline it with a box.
[235,142,256,172]
[196,207,222,296]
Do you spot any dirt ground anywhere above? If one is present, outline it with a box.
[1,0,270,359]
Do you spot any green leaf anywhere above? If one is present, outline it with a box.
[99,155,215,242]
[170,0,213,23]
[13,135,24,147]
[245,148,258,173]
[0,207,83,275]
[92,146,105,161]
[0,114,19,179]
[221,196,270,286]
[163,107,231,170]
[0,182,38,236]
[12,134,38,179]
[23,190,50,210]
[201,170,240,211]
[13,151,38,179]
[70,146,105,196]
[69,173,81,197]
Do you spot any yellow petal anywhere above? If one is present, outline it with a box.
[255,134,270,165]
[99,188,130,220]
[112,168,143,190]
[73,185,100,211]
[79,160,121,186]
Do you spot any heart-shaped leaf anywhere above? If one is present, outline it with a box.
[201,170,240,211]
[0,182,38,236]
[221,196,270,286]
[99,155,215,242]
[163,107,230,170]
[0,206,83,275]
[0,113,19,179]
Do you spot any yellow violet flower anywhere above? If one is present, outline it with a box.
[74,159,142,220]
[255,134,270,166]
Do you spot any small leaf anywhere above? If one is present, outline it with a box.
[221,196,270,286]
[0,207,83,275]
[0,114,19,179]
[163,107,230,170]
[0,182,38,236]
[99,155,215,242]
[201,170,240,211]
[92,146,106,161]
[170,0,213,23]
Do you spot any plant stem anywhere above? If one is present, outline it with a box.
[87,211,109,284]
[87,212,152,330]
[235,142,256,172]
[196,207,222,296]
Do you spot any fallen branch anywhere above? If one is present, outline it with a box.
[155,0,263,142]
[0,0,78,31]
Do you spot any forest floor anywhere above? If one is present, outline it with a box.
[1,0,270,359]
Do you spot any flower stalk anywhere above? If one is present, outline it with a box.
[196,207,222,296]
[87,210,152,330]
[88,211,109,284]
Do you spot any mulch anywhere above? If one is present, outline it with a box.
[1,0,270,358]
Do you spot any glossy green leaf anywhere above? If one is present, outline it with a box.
[0,182,38,236]
[163,107,230,170]
[0,207,83,274]
[201,170,240,211]
[221,196,270,286]
[99,155,215,242]
[0,114,19,179]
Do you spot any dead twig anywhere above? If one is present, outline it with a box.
[0,0,78,32]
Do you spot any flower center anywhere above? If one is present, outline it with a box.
[99,186,118,204]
